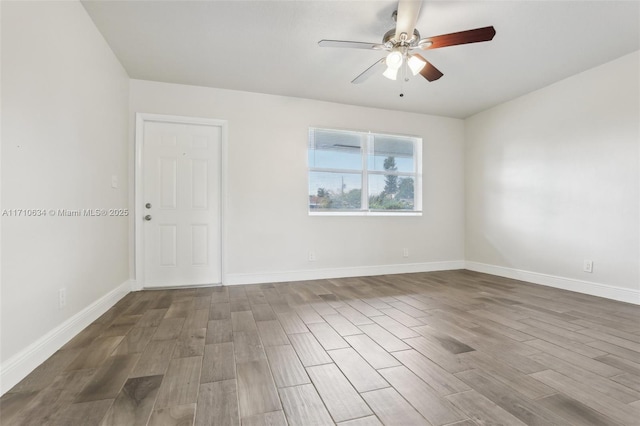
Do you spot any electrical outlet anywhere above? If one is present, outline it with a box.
[403,248,409,258]
[58,288,66,309]
[308,251,316,262]
[583,260,593,273]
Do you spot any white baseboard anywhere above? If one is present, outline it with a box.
[224,260,465,286]
[465,261,640,305]
[0,280,132,395]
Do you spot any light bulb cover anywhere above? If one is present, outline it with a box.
[408,55,426,76]
[382,66,398,81]
[385,51,403,70]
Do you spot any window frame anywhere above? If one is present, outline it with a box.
[308,127,422,216]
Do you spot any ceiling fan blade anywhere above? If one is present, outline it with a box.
[351,58,387,84]
[419,26,496,50]
[412,54,443,81]
[318,40,385,50]
[395,0,422,40]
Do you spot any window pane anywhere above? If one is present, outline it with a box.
[368,136,415,173]
[309,129,362,170]
[368,174,415,210]
[309,171,362,210]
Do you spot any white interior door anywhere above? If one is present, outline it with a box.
[142,120,222,287]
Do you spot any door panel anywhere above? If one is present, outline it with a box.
[159,225,177,266]
[159,158,177,208]
[143,120,221,287]
[191,159,208,209]
[191,224,208,266]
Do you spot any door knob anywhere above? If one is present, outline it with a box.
[145,203,152,209]
[144,215,152,221]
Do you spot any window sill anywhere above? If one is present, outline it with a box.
[309,211,422,217]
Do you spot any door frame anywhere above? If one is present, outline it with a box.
[134,113,228,290]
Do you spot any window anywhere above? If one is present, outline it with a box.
[308,128,422,215]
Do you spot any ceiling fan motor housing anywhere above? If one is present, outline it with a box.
[383,28,421,48]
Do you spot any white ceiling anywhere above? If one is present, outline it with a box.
[81,1,640,118]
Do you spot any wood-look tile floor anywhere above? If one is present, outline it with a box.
[2,270,640,425]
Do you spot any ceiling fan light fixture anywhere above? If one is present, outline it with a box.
[382,66,399,81]
[408,55,426,75]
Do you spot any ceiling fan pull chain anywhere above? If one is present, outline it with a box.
[404,60,410,83]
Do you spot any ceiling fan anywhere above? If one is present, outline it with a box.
[318,0,496,85]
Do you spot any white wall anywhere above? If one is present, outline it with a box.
[465,51,639,302]
[129,80,466,284]
[1,0,130,381]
